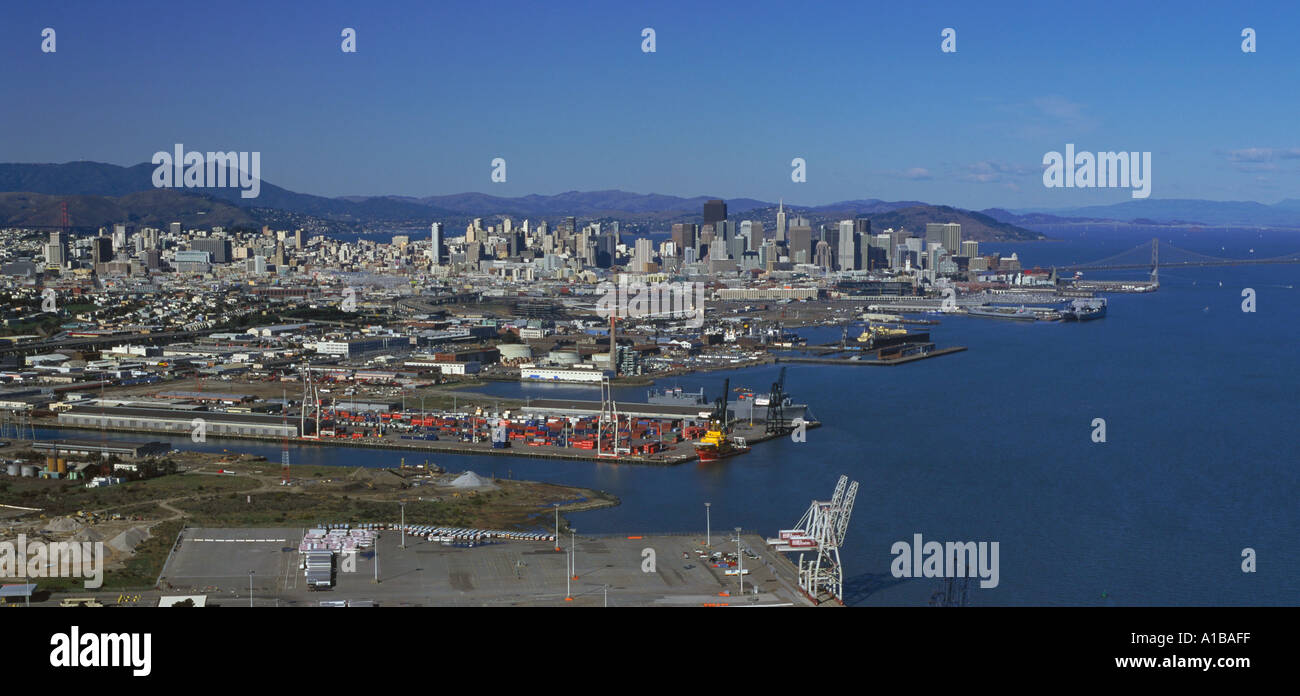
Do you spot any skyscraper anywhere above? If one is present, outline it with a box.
[775,200,787,243]
[789,225,813,265]
[703,199,727,230]
[671,223,697,256]
[430,222,445,265]
[837,220,858,271]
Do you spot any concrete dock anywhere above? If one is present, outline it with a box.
[148,527,817,607]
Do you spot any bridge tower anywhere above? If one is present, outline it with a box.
[1150,237,1159,286]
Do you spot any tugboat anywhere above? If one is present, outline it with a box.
[694,378,751,462]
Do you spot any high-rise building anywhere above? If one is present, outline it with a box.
[703,199,727,229]
[93,236,114,265]
[814,240,833,270]
[926,222,961,253]
[788,225,813,265]
[430,222,445,265]
[961,240,979,258]
[671,223,697,257]
[775,200,787,242]
[634,237,654,271]
[837,220,858,271]
[192,238,231,264]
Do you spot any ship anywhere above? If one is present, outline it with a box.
[856,324,930,349]
[966,305,1037,321]
[652,384,807,424]
[1061,298,1107,321]
[694,378,751,462]
[647,386,707,406]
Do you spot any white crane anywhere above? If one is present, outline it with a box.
[767,475,859,603]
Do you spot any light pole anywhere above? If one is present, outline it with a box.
[603,584,608,607]
[565,549,573,602]
[735,528,743,595]
[373,541,379,584]
[553,504,560,552]
[400,501,407,549]
[705,502,711,548]
[248,570,254,608]
[570,530,578,580]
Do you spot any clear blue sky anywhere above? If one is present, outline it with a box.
[3,0,1298,208]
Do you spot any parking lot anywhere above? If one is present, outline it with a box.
[157,526,814,606]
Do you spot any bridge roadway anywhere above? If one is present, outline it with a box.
[1059,258,1300,272]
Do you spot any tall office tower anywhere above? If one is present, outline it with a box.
[739,220,753,251]
[609,221,620,248]
[711,237,729,261]
[111,225,127,251]
[904,236,924,270]
[169,222,182,236]
[502,218,513,235]
[942,223,962,254]
[703,199,727,230]
[46,230,66,269]
[854,217,872,237]
[837,220,858,271]
[697,223,712,247]
[273,241,286,266]
[564,216,577,242]
[684,247,697,265]
[871,233,893,269]
[598,229,617,267]
[789,225,813,265]
[728,231,748,261]
[144,227,159,251]
[93,236,113,264]
[718,220,735,242]
[749,221,765,245]
[430,222,445,265]
[961,240,979,258]
[814,240,833,270]
[634,237,654,271]
[775,200,787,242]
[192,238,232,263]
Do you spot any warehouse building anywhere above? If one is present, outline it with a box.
[58,406,310,438]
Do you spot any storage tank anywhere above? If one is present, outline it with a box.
[5,463,18,477]
[548,350,580,366]
[57,458,67,474]
[20,465,38,478]
[46,457,57,472]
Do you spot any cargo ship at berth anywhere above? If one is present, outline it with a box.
[966,305,1037,321]
[651,385,808,424]
[1061,298,1107,321]
[856,324,931,349]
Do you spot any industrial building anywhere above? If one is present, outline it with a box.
[32,439,169,458]
[58,406,310,438]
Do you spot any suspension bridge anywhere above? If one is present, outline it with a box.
[1058,238,1300,274]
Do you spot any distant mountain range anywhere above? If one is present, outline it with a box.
[991,199,1300,228]
[6,160,1295,240]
